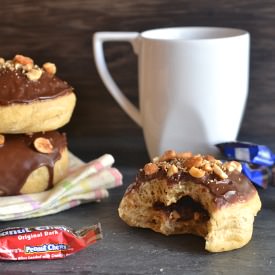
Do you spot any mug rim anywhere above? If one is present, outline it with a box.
[141,26,249,41]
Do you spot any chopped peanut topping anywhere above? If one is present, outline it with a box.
[189,166,205,178]
[43,62,57,75]
[0,55,59,82]
[152,156,159,163]
[13,54,34,66]
[213,164,228,179]
[184,155,203,169]
[143,150,233,180]
[23,63,34,71]
[203,162,213,172]
[223,161,242,173]
[176,151,192,159]
[144,163,159,175]
[26,68,43,81]
[34,137,54,154]
[159,150,177,161]
[167,164,178,177]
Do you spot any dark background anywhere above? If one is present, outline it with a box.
[1,0,275,166]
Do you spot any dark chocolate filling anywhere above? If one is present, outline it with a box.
[0,131,67,196]
[0,68,72,105]
[153,196,210,222]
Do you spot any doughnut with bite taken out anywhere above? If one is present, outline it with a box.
[118,150,261,252]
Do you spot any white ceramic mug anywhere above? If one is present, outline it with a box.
[93,27,250,158]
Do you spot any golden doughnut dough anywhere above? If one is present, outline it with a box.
[118,150,261,252]
[0,92,76,133]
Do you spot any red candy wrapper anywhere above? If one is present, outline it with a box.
[0,223,102,260]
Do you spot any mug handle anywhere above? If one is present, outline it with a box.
[93,32,142,127]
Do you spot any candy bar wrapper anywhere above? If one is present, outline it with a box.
[241,163,271,189]
[216,142,274,166]
[0,223,102,260]
[217,141,274,188]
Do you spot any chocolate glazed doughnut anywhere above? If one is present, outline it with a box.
[0,131,68,196]
[0,55,76,133]
[118,150,261,252]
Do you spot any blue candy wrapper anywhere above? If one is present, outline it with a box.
[216,142,274,166]
[217,141,275,188]
[241,163,270,189]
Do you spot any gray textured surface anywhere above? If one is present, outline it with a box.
[0,168,273,275]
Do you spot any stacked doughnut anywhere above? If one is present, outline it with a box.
[0,55,76,196]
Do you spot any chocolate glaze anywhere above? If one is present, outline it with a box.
[0,68,72,105]
[0,131,67,196]
[135,164,256,207]
[154,196,210,222]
